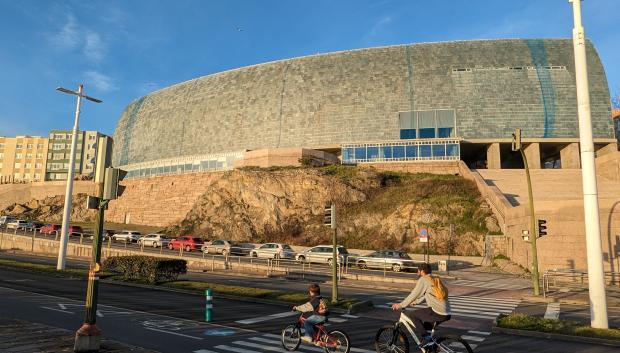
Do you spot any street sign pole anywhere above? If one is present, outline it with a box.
[330,204,338,304]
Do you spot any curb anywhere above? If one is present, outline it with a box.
[491,319,620,347]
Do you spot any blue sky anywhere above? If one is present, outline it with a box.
[0,0,618,137]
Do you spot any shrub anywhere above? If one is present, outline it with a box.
[103,256,187,284]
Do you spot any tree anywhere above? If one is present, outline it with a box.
[612,90,620,111]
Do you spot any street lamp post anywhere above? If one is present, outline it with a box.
[569,0,608,329]
[55,85,102,270]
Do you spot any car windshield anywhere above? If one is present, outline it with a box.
[398,252,411,259]
[192,238,202,242]
[337,247,348,254]
[282,245,293,250]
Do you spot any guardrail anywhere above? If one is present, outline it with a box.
[542,268,620,297]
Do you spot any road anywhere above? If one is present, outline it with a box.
[0,267,617,353]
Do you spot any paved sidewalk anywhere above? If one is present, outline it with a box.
[0,318,157,353]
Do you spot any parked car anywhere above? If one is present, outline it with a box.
[355,250,420,272]
[68,225,84,236]
[111,230,142,243]
[40,224,61,235]
[201,240,252,256]
[6,220,33,230]
[168,236,204,252]
[31,221,45,230]
[138,234,171,248]
[295,245,351,265]
[250,243,296,259]
[0,216,16,227]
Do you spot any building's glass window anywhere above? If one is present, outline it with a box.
[393,146,405,159]
[27,144,33,149]
[24,173,30,179]
[379,146,392,159]
[26,153,32,158]
[367,147,379,160]
[0,153,4,158]
[355,147,366,160]
[25,163,32,169]
[35,163,42,168]
[14,173,21,179]
[399,109,456,140]
[419,145,432,158]
[37,144,43,149]
[447,144,459,157]
[16,153,22,159]
[432,144,446,157]
[34,173,41,180]
[406,145,418,158]
[16,144,23,149]
[14,162,21,168]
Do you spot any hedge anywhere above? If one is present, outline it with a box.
[103,256,187,284]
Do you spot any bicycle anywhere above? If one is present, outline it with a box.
[281,313,351,353]
[374,310,473,353]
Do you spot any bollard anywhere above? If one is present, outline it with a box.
[205,289,213,322]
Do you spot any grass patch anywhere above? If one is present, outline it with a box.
[0,258,112,279]
[497,313,620,340]
[163,280,359,310]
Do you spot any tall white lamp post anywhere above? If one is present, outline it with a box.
[56,84,102,270]
[569,0,608,328]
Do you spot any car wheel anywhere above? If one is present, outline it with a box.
[327,258,333,267]
[152,241,158,248]
[250,251,257,258]
[297,256,305,262]
[357,261,367,269]
[222,250,228,257]
[392,264,402,272]
[168,243,173,250]
[185,245,191,252]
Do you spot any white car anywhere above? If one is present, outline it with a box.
[250,243,296,259]
[295,245,351,265]
[111,231,142,243]
[6,220,34,230]
[138,234,171,248]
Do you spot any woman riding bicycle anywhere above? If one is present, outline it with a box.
[390,263,451,349]
[292,283,329,344]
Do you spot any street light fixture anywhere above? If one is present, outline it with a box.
[55,84,102,271]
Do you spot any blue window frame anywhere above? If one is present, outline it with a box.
[400,129,417,139]
[379,146,392,159]
[393,146,405,159]
[432,145,446,157]
[419,128,436,138]
[406,145,418,158]
[420,145,432,157]
[447,144,459,157]
[367,147,379,160]
[438,127,454,138]
[355,147,366,160]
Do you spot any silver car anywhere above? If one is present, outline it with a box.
[201,240,251,256]
[6,220,33,230]
[250,243,296,259]
[138,234,171,248]
[111,231,142,243]
[355,250,419,272]
[295,245,350,265]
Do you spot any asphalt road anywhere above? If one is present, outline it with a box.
[1,267,618,353]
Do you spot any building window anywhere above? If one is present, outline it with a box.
[0,153,5,159]
[14,173,21,179]
[54,133,65,139]
[35,163,42,168]
[0,143,4,148]
[16,153,23,159]
[342,139,460,164]
[25,163,32,168]
[34,173,41,180]
[27,144,33,149]
[24,173,30,179]
[53,153,64,160]
[53,143,64,149]
[399,109,456,140]
[16,144,23,149]
[36,153,43,159]
[26,153,33,158]
[14,162,21,168]
[37,144,43,149]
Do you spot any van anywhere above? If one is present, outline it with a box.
[0,216,16,227]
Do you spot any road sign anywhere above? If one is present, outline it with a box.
[419,227,429,243]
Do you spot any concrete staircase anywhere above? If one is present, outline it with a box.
[458,158,620,274]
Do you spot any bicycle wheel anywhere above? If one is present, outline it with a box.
[374,326,409,353]
[323,330,350,353]
[281,324,301,351]
[435,335,474,353]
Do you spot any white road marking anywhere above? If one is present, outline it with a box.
[350,347,376,353]
[236,311,298,324]
[467,330,491,336]
[341,314,358,318]
[144,327,203,340]
[40,306,74,314]
[328,317,347,323]
[461,335,485,342]
[194,350,218,353]
[544,302,561,320]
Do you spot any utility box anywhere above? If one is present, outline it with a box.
[438,260,448,272]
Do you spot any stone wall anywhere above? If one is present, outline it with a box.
[363,161,460,174]
[0,181,96,210]
[113,39,613,168]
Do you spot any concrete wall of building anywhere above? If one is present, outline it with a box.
[560,143,581,169]
[524,143,541,169]
[233,148,339,168]
[113,39,613,168]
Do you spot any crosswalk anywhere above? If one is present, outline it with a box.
[449,279,530,291]
[461,330,491,350]
[378,295,521,320]
[236,313,357,325]
[194,333,375,353]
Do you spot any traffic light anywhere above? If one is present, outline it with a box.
[103,167,127,200]
[537,219,547,237]
[511,128,522,151]
[324,204,336,229]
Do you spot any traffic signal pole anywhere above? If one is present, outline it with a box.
[520,147,540,296]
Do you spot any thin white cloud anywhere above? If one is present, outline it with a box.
[50,13,79,49]
[368,15,393,38]
[84,31,106,63]
[84,71,116,92]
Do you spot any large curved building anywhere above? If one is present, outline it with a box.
[112,39,615,177]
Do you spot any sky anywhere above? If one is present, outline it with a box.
[0,0,618,138]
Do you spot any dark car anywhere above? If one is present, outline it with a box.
[68,225,84,236]
[168,236,204,252]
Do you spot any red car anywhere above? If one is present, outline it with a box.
[168,236,204,252]
[40,224,61,235]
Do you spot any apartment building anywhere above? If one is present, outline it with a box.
[0,136,49,182]
[46,130,106,181]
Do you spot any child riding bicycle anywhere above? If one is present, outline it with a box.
[292,283,329,344]
[391,263,451,349]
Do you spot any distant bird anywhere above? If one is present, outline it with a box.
[236,27,243,32]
